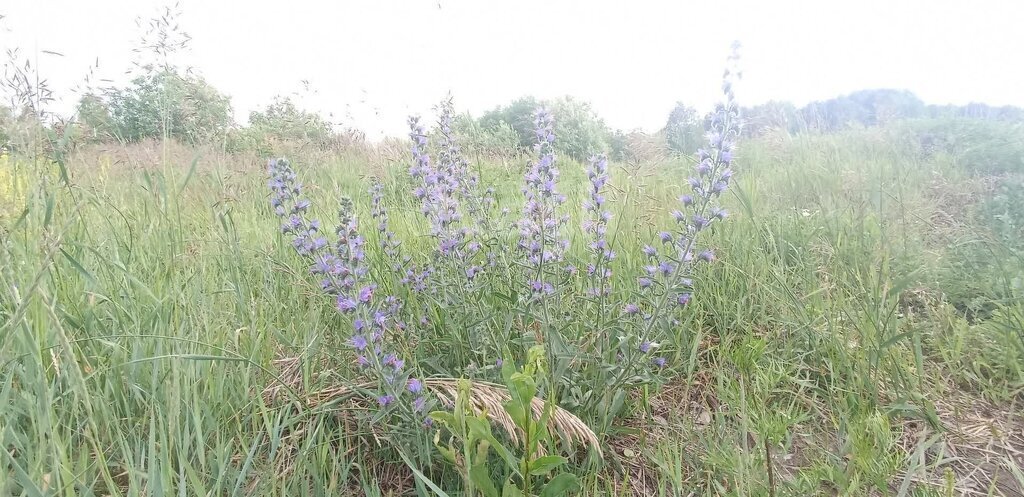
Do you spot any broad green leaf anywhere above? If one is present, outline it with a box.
[540,473,581,497]
[430,411,458,428]
[503,400,528,429]
[529,455,568,476]
[502,480,525,497]
[469,463,499,497]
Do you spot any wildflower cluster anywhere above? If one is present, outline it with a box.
[267,158,430,423]
[263,50,744,453]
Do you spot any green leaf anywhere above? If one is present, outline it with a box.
[529,455,568,476]
[466,420,518,475]
[878,331,914,351]
[469,463,499,497]
[435,444,458,465]
[395,448,451,497]
[43,193,54,227]
[60,248,97,287]
[502,480,525,497]
[178,155,200,195]
[429,411,458,429]
[466,416,494,439]
[12,206,29,231]
[540,473,581,497]
[503,400,528,429]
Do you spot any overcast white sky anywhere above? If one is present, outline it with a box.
[3,0,1023,139]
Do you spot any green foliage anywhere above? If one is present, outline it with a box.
[430,347,580,497]
[3,113,1024,496]
[239,96,335,155]
[979,175,1024,248]
[104,69,233,143]
[741,100,803,137]
[454,113,522,161]
[478,96,609,160]
[479,96,541,149]
[664,102,703,155]
[74,93,117,142]
[802,89,925,131]
[905,118,1024,175]
[0,104,12,149]
[548,97,609,161]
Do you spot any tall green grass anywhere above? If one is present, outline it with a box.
[2,120,1022,495]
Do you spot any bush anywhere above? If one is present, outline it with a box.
[479,96,541,151]
[608,129,667,165]
[741,100,804,137]
[550,97,609,161]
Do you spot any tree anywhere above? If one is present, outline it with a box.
[801,89,925,131]
[479,96,541,150]
[742,101,803,137]
[246,96,334,150]
[664,102,703,154]
[105,69,233,143]
[75,93,116,142]
[478,96,610,161]
[550,96,609,161]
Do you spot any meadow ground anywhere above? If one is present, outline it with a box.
[2,120,1022,496]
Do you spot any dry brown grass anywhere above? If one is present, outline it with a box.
[262,357,602,457]
[894,388,1024,496]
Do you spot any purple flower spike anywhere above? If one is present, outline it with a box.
[635,45,741,381]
